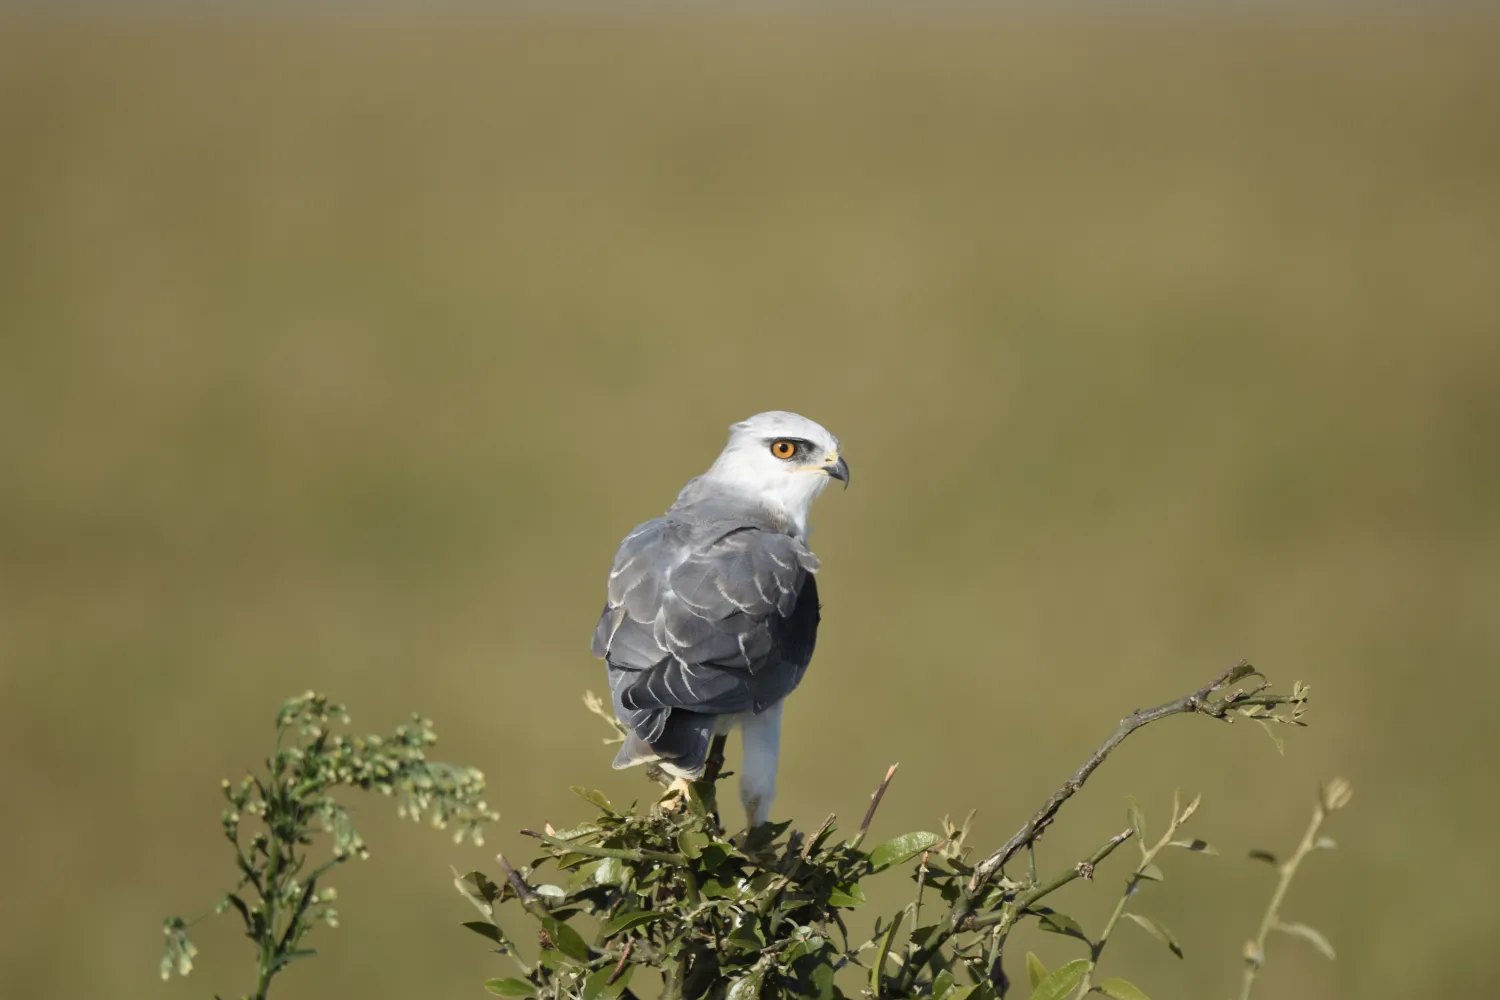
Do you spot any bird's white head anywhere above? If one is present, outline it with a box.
[698,411,849,536]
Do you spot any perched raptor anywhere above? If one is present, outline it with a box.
[590,411,849,827]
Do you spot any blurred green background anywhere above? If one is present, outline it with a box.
[2,8,1497,999]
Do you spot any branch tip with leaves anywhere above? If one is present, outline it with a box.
[160,694,497,1000]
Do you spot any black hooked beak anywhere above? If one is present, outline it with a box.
[825,455,850,488]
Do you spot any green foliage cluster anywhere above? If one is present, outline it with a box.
[454,775,953,1000]
[451,665,1332,1000]
[161,692,498,1000]
[161,664,1345,1000]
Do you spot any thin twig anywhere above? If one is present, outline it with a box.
[759,813,838,924]
[969,829,1134,930]
[1240,779,1349,1000]
[801,813,838,862]
[519,830,701,906]
[851,764,899,849]
[905,829,1136,998]
[701,735,729,783]
[607,940,635,986]
[1075,814,1187,997]
[912,849,932,938]
[955,660,1297,928]
[497,854,552,922]
[520,829,692,867]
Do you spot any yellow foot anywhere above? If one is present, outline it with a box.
[656,776,693,813]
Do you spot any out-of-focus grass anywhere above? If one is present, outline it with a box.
[1,10,1497,999]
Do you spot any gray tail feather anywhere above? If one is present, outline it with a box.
[611,729,709,779]
[612,734,665,770]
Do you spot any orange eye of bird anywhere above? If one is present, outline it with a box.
[770,440,797,460]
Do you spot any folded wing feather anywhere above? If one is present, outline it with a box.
[591,515,821,774]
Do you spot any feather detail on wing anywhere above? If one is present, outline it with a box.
[591,514,821,774]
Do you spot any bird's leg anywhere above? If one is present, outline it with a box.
[738,700,784,830]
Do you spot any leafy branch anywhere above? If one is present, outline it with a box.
[157,663,1333,1000]
[160,693,498,1000]
[959,660,1307,924]
[447,661,1320,1000]
[1239,778,1352,999]
[902,661,1308,991]
[1068,791,1210,997]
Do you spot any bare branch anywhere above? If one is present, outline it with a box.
[970,828,1135,930]
[497,854,552,923]
[701,734,730,783]
[520,828,691,866]
[852,764,900,849]
[956,660,1303,927]
[607,940,634,986]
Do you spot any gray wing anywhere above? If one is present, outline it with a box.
[591,518,821,773]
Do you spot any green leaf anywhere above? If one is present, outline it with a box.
[1033,907,1088,942]
[699,843,732,872]
[1275,922,1337,960]
[792,948,838,1000]
[461,870,501,905]
[534,884,567,903]
[581,963,634,1000]
[687,780,718,819]
[484,979,538,997]
[945,986,979,1000]
[1126,797,1147,842]
[607,965,635,998]
[726,967,765,1000]
[932,969,957,1000]
[1096,977,1152,1000]
[541,917,592,963]
[1136,863,1165,882]
[581,966,613,1000]
[912,926,954,955]
[1029,958,1088,1000]
[827,882,866,907]
[699,873,743,900]
[742,819,792,853]
[1168,839,1218,855]
[870,907,904,996]
[868,831,942,871]
[1255,719,1285,755]
[569,787,619,814]
[462,920,502,943]
[593,857,626,886]
[677,831,709,859]
[1025,951,1049,989]
[599,910,664,938]
[726,919,766,953]
[1122,913,1184,958]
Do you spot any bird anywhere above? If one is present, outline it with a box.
[590,411,849,828]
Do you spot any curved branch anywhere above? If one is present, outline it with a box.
[954,660,1300,928]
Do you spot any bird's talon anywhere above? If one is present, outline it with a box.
[656,776,693,814]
